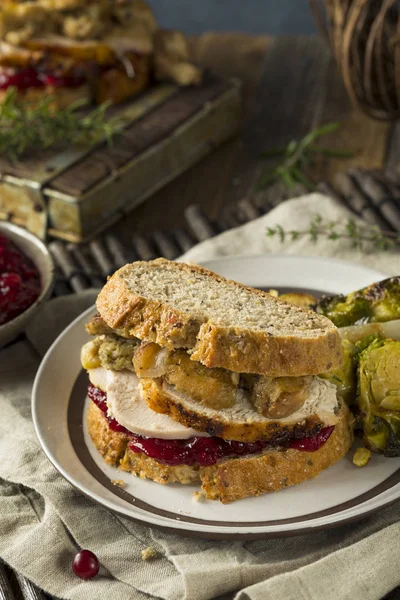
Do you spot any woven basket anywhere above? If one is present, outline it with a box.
[309,0,400,120]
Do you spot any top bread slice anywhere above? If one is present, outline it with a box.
[96,259,342,377]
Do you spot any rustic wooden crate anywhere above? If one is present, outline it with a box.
[0,75,242,243]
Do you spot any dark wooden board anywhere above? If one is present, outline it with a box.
[49,76,230,196]
[0,76,229,195]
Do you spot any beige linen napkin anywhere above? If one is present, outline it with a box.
[179,192,400,272]
[1,193,400,600]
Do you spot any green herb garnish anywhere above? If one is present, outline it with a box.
[258,122,354,191]
[0,87,120,161]
[266,214,400,252]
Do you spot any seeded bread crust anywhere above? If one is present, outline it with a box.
[140,377,327,442]
[119,445,200,485]
[87,401,353,503]
[96,259,342,377]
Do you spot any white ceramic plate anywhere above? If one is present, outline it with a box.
[32,255,400,539]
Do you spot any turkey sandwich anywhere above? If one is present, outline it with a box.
[81,258,353,503]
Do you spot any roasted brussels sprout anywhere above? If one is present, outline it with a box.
[357,337,400,456]
[320,339,357,404]
[317,277,400,327]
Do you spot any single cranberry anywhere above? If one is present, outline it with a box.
[72,550,99,580]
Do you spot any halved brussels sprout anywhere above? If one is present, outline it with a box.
[357,337,400,457]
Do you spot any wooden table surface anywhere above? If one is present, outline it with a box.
[111,32,397,245]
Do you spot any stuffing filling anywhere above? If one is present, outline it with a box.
[82,315,315,417]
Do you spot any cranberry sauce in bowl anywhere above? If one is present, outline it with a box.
[0,233,41,326]
[88,384,335,467]
[0,222,54,348]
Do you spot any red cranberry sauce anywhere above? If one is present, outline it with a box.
[0,67,87,91]
[88,384,334,467]
[0,233,41,326]
[128,428,334,467]
[290,426,334,451]
[129,435,270,467]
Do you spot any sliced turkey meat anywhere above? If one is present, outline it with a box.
[141,376,340,442]
[88,367,208,440]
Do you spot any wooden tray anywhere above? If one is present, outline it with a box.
[0,75,242,243]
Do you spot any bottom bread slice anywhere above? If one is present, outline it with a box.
[87,401,353,503]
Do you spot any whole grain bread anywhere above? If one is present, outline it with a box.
[141,376,339,442]
[96,259,342,377]
[87,401,353,503]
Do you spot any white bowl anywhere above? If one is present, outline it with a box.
[0,222,54,348]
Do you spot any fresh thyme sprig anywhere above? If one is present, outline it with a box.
[258,122,354,191]
[266,214,400,252]
[0,87,120,160]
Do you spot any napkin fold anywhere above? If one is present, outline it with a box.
[1,193,400,600]
[179,193,400,273]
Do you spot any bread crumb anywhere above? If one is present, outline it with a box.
[193,491,206,502]
[141,547,159,561]
[111,479,126,488]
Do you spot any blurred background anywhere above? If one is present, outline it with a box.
[150,0,315,35]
